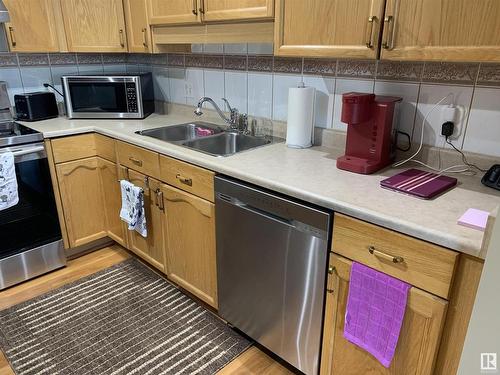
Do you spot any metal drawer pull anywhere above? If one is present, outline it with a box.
[382,15,394,49]
[368,246,404,263]
[365,16,375,48]
[128,156,143,167]
[176,174,192,186]
[8,27,16,47]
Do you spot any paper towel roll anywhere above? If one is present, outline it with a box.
[286,86,315,148]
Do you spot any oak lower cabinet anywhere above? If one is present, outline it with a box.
[98,157,127,247]
[274,0,385,58]
[121,167,166,272]
[55,157,107,247]
[161,183,217,308]
[320,253,448,375]
[380,0,500,61]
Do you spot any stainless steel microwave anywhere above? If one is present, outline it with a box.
[61,73,154,119]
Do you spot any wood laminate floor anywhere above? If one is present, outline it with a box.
[0,245,292,375]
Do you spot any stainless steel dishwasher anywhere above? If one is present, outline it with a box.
[215,176,332,375]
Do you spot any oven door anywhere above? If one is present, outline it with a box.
[62,76,142,119]
[0,143,62,260]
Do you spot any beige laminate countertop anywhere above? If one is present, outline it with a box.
[22,113,500,258]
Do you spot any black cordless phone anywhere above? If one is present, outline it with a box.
[482,164,500,191]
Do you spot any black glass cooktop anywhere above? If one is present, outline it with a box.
[0,121,43,147]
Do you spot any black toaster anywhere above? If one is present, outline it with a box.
[14,92,59,121]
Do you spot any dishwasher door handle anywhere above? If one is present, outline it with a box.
[232,201,294,227]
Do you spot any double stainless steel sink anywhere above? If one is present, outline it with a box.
[136,121,278,157]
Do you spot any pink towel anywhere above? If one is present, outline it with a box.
[344,262,411,368]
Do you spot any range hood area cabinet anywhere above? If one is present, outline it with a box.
[274,0,500,61]
[147,0,274,25]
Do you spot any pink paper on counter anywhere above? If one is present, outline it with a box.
[457,208,489,231]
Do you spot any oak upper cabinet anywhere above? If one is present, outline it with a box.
[274,0,385,58]
[56,157,107,248]
[122,168,166,272]
[161,184,217,308]
[98,158,126,246]
[60,0,128,52]
[3,0,65,52]
[201,0,274,22]
[124,0,152,52]
[320,254,448,375]
[147,0,201,25]
[380,0,500,61]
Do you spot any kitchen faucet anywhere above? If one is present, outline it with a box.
[194,97,248,133]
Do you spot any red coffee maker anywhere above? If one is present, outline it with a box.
[336,92,402,174]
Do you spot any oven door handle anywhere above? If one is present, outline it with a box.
[1,144,46,162]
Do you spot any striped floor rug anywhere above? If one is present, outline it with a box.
[0,258,251,375]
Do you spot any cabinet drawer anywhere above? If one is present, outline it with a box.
[332,214,458,299]
[116,141,160,178]
[160,155,215,202]
[51,133,97,163]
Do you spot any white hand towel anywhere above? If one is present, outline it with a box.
[119,179,147,237]
[0,151,19,211]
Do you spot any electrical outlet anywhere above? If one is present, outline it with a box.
[185,83,193,98]
[440,105,459,138]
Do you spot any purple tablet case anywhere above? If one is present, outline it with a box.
[380,168,457,199]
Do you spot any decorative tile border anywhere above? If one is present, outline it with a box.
[203,54,223,69]
[0,53,18,67]
[17,53,49,66]
[102,53,127,64]
[248,55,273,72]
[273,57,302,74]
[151,53,168,66]
[49,53,77,65]
[337,59,376,79]
[168,53,184,67]
[185,54,204,68]
[223,55,247,71]
[303,58,336,77]
[476,64,500,87]
[76,53,102,65]
[422,62,479,85]
[376,61,423,82]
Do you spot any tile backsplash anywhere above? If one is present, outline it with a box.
[1,45,500,159]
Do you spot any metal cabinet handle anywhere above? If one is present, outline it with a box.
[176,174,192,186]
[156,188,164,211]
[8,27,16,47]
[119,29,125,47]
[141,28,148,47]
[365,16,375,48]
[192,0,198,15]
[368,245,404,263]
[328,265,335,275]
[199,0,205,14]
[128,156,143,167]
[382,15,394,49]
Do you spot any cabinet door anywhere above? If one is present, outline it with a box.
[274,0,384,58]
[98,158,126,246]
[122,168,166,272]
[148,0,201,25]
[56,157,107,247]
[202,0,273,22]
[60,0,128,52]
[320,254,448,375]
[162,184,217,308]
[380,0,500,61]
[123,0,152,52]
[4,0,64,52]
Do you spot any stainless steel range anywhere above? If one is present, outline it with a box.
[0,82,65,290]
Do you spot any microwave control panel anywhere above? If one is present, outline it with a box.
[126,83,138,113]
